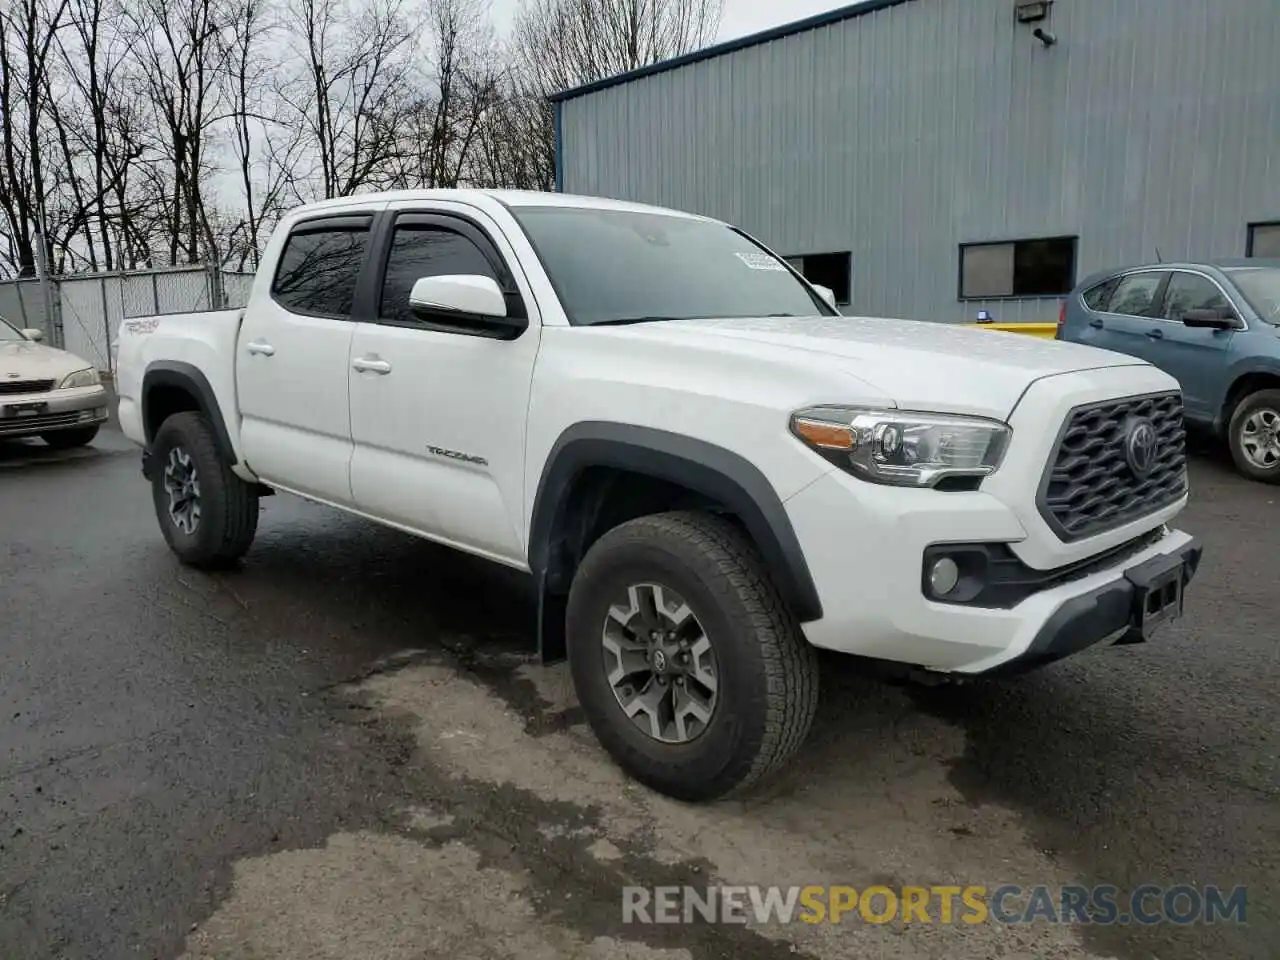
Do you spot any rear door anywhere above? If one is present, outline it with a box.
[347,203,542,565]
[1087,270,1171,361]
[237,212,378,504]
[1145,270,1242,421]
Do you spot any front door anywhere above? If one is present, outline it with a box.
[348,205,541,566]
[237,212,379,504]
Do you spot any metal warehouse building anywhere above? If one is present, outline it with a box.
[550,0,1280,324]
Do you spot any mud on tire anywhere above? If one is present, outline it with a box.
[151,411,259,568]
[566,510,820,802]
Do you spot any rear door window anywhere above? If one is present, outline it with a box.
[271,223,371,318]
[1107,273,1168,318]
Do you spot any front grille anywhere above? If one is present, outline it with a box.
[0,379,54,395]
[1039,391,1187,542]
[0,411,86,435]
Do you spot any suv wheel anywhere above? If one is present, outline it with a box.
[151,412,260,567]
[566,511,819,801]
[1228,389,1280,484]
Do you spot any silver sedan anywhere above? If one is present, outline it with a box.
[0,316,109,447]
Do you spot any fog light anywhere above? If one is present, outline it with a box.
[929,557,961,597]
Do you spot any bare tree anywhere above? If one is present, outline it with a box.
[512,0,720,96]
[0,0,71,276]
[126,0,232,265]
[280,0,416,199]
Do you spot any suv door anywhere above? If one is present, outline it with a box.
[1146,270,1242,422]
[1085,270,1172,361]
[348,205,541,565]
[237,213,378,504]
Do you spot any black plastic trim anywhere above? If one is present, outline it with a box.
[529,423,824,624]
[986,538,1203,676]
[141,361,236,465]
[922,528,1166,610]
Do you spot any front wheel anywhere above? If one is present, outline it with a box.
[1228,389,1280,484]
[565,511,819,802]
[150,411,259,567]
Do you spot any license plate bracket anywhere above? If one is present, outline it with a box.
[2,400,47,419]
[1123,551,1187,640]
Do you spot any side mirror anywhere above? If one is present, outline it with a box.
[22,328,44,342]
[1181,307,1238,329]
[408,275,526,338]
[812,284,838,310]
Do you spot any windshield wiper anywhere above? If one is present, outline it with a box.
[589,316,685,327]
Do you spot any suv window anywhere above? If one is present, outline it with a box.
[380,225,499,324]
[1082,277,1120,310]
[1162,272,1235,324]
[1108,273,1166,317]
[272,225,370,317]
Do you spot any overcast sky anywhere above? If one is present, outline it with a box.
[488,0,849,44]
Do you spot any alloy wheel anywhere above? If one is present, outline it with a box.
[164,446,202,535]
[601,582,719,744]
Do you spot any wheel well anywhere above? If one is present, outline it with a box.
[543,467,725,593]
[144,383,202,444]
[1223,373,1280,427]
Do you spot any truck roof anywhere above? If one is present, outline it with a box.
[287,188,712,222]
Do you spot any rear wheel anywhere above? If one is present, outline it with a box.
[566,511,819,802]
[41,425,99,449]
[150,412,259,567]
[1228,389,1280,484]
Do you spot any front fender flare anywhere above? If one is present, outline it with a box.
[529,422,824,626]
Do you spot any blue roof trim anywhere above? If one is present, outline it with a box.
[553,101,564,192]
[547,0,917,103]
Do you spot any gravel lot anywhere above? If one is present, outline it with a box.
[1,425,1276,959]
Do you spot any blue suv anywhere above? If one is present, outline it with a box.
[1058,259,1280,484]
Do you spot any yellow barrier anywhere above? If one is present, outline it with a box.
[967,322,1059,339]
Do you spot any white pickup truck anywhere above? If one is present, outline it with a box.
[116,189,1203,801]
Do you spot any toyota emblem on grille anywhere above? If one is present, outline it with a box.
[1125,418,1159,478]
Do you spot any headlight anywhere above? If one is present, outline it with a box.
[790,405,1011,488]
[59,368,101,389]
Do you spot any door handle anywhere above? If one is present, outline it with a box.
[352,356,392,375]
[1088,318,1104,329]
[1146,328,1164,340]
[246,340,275,356]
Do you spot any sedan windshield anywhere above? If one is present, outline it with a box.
[0,317,25,341]
[509,206,836,326]
[1225,266,1280,324]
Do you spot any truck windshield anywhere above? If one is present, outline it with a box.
[1225,266,1280,324]
[509,206,836,326]
[0,318,25,341]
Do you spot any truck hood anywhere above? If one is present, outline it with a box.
[629,315,1149,418]
[0,339,92,381]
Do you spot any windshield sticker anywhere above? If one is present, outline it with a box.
[734,252,788,272]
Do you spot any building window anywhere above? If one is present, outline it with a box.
[959,236,1078,299]
[787,252,851,304]
[1247,222,1280,258]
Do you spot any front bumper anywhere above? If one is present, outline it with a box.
[0,385,110,438]
[784,468,1202,675]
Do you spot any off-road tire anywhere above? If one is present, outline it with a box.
[1227,388,1280,484]
[151,412,259,567]
[566,511,820,802]
[41,425,99,449]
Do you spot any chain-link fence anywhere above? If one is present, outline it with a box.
[0,266,256,373]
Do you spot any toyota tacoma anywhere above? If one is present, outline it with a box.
[114,190,1203,801]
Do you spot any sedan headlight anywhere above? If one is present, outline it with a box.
[59,367,101,389]
[790,405,1011,488]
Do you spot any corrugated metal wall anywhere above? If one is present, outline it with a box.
[558,0,1280,323]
